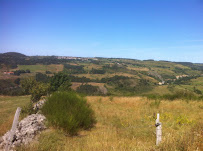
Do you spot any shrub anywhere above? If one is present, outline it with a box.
[42,91,96,135]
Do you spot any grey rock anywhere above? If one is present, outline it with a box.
[33,99,46,110]
[0,114,46,150]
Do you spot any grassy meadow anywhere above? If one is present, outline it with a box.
[6,96,201,151]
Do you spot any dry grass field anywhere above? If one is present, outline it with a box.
[0,96,30,136]
[13,96,203,151]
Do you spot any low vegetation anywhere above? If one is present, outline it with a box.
[15,96,203,151]
[42,91,96,135]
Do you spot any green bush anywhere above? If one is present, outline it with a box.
[42,91,96,135]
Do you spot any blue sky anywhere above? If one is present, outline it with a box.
[0,0,203,63]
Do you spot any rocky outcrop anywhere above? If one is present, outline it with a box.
[0,114,46,150]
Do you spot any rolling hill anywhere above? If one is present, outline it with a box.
[0,52,203,96]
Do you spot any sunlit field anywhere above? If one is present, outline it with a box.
[13,96,203,151]
[0,96,30,136]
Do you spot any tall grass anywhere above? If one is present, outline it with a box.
[42,91,96,135]
[5,96,203,151]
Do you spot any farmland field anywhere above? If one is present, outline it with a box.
[17,64,64,73]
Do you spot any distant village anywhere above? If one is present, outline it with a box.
[57,56,98,61]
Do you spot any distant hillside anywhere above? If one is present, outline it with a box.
[0,52,26,57]
[175,62,203,71]
[0,51,203,96]
[0,52,27,68]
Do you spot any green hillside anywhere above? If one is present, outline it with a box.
[0,52,203,96]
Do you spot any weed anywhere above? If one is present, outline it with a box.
[175,115,193,126]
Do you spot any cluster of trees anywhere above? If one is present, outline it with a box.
[0,52,26,69]
[76,84,101,95]
[101,75,130,84]
[193,87,202,95]
[35,73,50,83]
[100,75,153,94]
[21,72,72,102]
[45,71,52,74]
[154,65,170,69]
[173,76,199,85]
[14,69,30,75]
[160,74,176,80]
[90,68,106,74]
[176,62,203,71]
[64,64,87,74]
[0,52,79,69]
[0,79,20,95]
[69,75,92,83]
[173,67,187,74]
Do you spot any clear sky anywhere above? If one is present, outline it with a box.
[0,0,203,63]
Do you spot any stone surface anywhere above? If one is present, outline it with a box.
[33,99,46,110]
[0,114,46,150]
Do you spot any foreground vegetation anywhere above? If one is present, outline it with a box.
[42,91,96,135]
[0,96,199,151]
